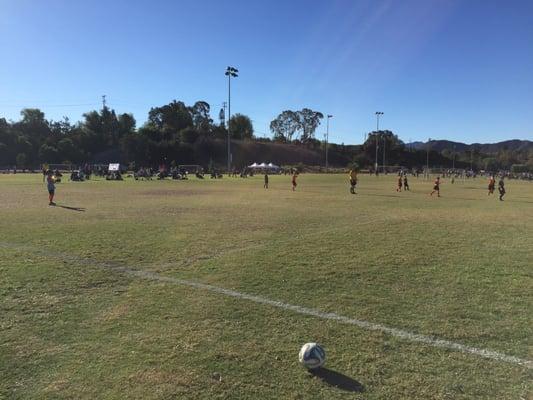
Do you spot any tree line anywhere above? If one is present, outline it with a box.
[0,100,253,168]
[0,101,531,172]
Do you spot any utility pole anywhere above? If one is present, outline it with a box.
[225,67,238,173]
[325,114,333,172]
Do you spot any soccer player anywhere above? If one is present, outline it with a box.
[498,177,506,201]
[488,175,496,195]
[396,174,403,192]
[264,173,269,189]
[46,170,56,206]
[403,175,409,191]
[292,171,298,191]
[430,176,441,197]
[349,169,358,194]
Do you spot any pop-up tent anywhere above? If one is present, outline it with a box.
[247,162,281,172]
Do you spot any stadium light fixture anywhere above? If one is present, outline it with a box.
[225,66,239,172]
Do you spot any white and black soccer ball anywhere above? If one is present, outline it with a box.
[299,342,326,369]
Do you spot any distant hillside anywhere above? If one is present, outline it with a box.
[408,139,533,154]
[90,138,353,168]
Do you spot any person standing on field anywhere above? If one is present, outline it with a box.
[349,169,358,194]
[488,175,496,195]
[403,175,409,191]
[498,177,506,201]
[46,170,56,206]
[264,173,269,189]
[430,176,441,197]
[396,174,403,192]
[292,171,298,191]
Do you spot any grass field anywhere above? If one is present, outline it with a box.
[1,173,532,399]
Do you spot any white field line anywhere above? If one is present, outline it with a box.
[1,242,531,369]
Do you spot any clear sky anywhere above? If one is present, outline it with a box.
[1,0,532,144]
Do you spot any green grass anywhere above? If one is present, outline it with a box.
[1,173,532,399]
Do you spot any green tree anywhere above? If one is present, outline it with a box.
[269,109,323,142]
[229,114,254,139]
[180,127,199,144]
[39,144,59,163]
[148,100,193,138]
[270,110,301,141]
[298,108,323,142]
[16,108,51,163]
[189,101,212,133]
[118,113,136,138]
[483,157,500,171]
[0,142,7,164]
[57,138,82,163]
[16,153,27,168]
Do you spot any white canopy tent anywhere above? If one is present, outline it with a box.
[248,162,280,171]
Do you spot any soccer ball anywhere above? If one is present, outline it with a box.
[298,342,326,369]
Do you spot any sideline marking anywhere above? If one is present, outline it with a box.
[1,242,531,369]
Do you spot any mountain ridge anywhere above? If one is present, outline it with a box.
[407,139,533,153]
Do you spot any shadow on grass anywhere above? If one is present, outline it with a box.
[309,368,364,392]
[56,204,86,212]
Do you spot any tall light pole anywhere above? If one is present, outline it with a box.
[382,134,386,172]
[426,138,431,179]
[452,145,456,170]
[375,112,384,173]
[225,66,238,172]
[325,114,333,172]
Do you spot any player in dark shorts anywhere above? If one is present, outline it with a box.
[488,176,496,195]
[403,175,409,191]
[430,176,441,197]
[349,169,358,194]
[396,175,403,192]
[264,173,269,189]
[46,170,56,206]
[498,178,506,201]
[292,172,298,191]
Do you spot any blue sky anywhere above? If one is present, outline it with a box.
[1,0,532,144]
